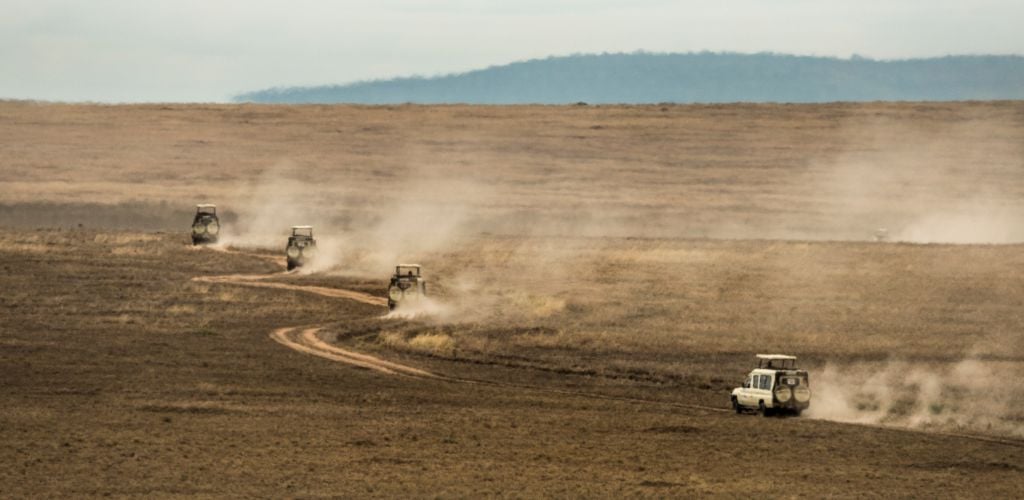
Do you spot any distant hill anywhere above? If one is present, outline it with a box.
[235,52,1024,104]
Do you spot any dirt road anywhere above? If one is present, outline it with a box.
[5,99,1024,495]
[193,272,387,307]
[196,260,1024,452]
[270,326,437,377]
[5,229,1024,497]
[197,264,737,416]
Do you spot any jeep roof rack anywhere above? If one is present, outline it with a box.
[397,263,421,268]
[196,204,216,208]
[291,225,313,229]
[756,354,797,369]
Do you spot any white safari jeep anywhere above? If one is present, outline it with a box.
[731,354,811,416]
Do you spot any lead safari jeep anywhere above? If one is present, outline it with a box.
[191,204,221,245]
[285,226,317,271]
[387,264,427,311]
[731,354,811,416]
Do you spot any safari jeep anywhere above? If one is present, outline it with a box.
[191,204,220,245]
[388,264,427,311]
[731,354,811,416]
[285,226,317,271]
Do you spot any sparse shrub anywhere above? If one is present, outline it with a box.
[408,333,456,357]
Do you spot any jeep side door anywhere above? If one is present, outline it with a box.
[747,373,772,408]
[738,373,757,407]
[757,373,775,408]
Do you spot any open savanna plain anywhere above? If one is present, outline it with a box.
[2,101,1024,497]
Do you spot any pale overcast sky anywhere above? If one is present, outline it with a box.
[2,0,1021,102]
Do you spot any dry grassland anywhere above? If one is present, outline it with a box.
[2,101,1024,496]
[3,229,1023,497]
[2,101,1023,241]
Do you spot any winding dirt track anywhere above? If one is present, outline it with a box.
[194,273,387,307]
[270,326,437,378]
[191,266,731,415]
[194,255,1024,449]
[267,323,731,415]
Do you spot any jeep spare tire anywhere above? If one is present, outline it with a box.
[794,386,811,403]
[774,386,792,403]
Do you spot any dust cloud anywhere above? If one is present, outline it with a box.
[382,297,453,320]
[208,162,453,275]
[807,115,1024,244]
[894,206,1023,244]
[208,111,1024,323]
[210,160,618,321]
[215,164,335,251]
[375,231,599,323]
[806,358,1024,437]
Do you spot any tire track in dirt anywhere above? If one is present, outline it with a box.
[193,273,387,307]
[206,244,289,268]
[270,326,438,378]
[271,323,729,414]
[265,323,1024,446]
[195,264,729,414]
[200,247,388,306]
[196,252,1024,449]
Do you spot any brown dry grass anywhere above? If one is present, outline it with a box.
[321,235,1024,414]
[2,101,1023,240]
[3,229,1023,497]
[2,102,1024,496]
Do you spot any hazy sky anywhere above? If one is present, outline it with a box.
[2,0,1022,102]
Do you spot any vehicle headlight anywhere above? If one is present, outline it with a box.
[286,246,300,258]
[192,223,206,234]
[774,386,792,403]
[388,287,402,300]
[206,222,219,235]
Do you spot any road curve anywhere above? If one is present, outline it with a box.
[195,266,730,414]
[195,253,1024,449]
[193,273,387,307]
[270,326,437,378]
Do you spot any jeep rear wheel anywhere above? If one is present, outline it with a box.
[759,401,772,417]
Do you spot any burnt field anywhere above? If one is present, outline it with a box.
[1,102,1024,496]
